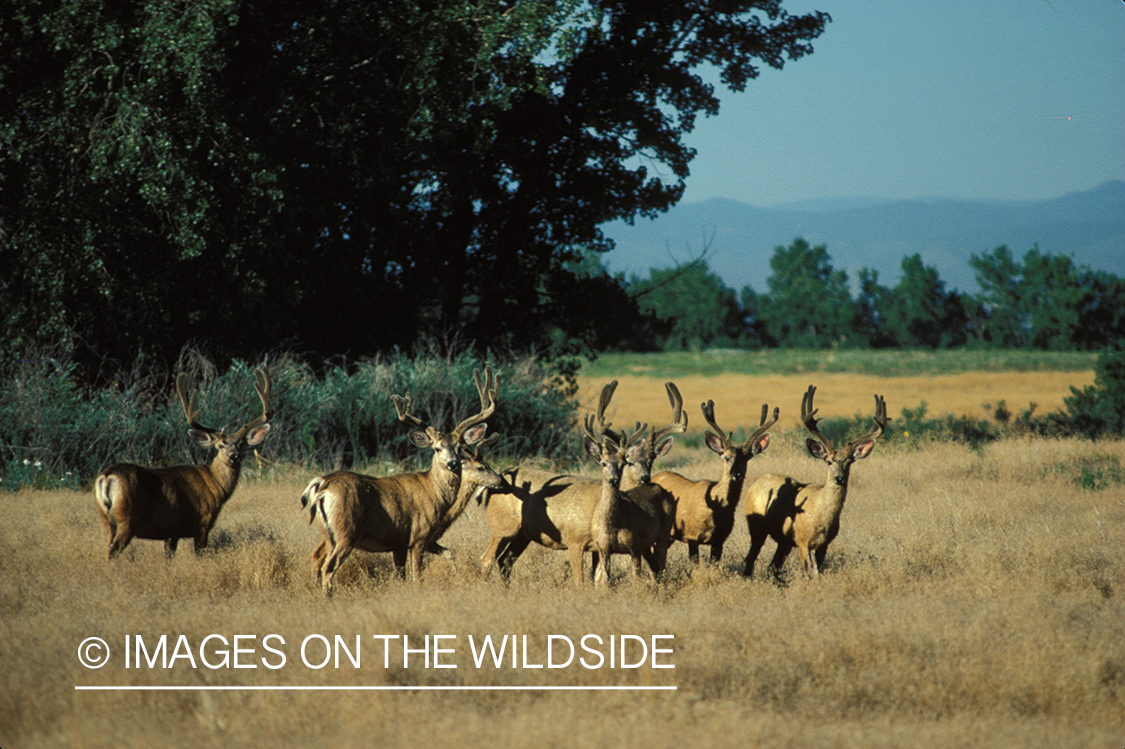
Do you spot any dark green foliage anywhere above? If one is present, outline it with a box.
[631,261,752,351]
[750,238,855,348]
[1062,344,1125,438]
[0,0,830,378]
[0,347,577,490]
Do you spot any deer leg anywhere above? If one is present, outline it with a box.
[106,522,133,560]
[769,541,793,580]
[687,541,700,564]
[164,538,179,559]
[710,542,725,564]
[743,519,768,578]
[192,529,209,554]
[497,536,530,583]
[321,543,353,597]
[592,546,611,589]
[391,548,408,580]
[569,546,588,587]
[814,544,828,575]
[406,544,425,583]
[653,536,670,579]
[311,538,329,583]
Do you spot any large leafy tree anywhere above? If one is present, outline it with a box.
[752,237,853,348]
[877,254,968,348]
[631,261,748,351]
[969,245,1125,350]
[0,1,830,378]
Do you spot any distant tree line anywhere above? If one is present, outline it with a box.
[626,238,1125,351]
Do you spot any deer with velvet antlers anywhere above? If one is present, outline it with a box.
[653,398,778,565]
[478,380,683,585]
[742,385,888,580]
[301,367,498,594]
[94,369,272,559]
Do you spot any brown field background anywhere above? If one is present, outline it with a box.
[575,371,1097,432]
[2,370,1123,748]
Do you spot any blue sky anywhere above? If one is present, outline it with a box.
[677,0,1125,206]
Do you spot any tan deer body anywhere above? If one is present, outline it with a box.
[479,382,682,586]
[306,443,505,580]
[94,370,271,559]
[653,401,777,564]
[304,368,497,594]
[743,387,888,579]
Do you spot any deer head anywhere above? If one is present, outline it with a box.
[800,385,888,486]
[701,399,779,482]
[391,366,498,472]
[176,368,272,469]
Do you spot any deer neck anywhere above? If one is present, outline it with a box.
[592,477,619,541]
[818,464,851,513]
[426,463,462,510]
[207,453,243,503]
[714,463,748,508]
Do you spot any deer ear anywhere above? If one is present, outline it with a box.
[188,429,217,448]
[585,437,603,460]
[655,435,675,458]
[246,423,271,446]
[852,440,876,460]
[462,423,487,445]
[752,433,770,455]
[409,430,433,449]
[625,440,645,463]
[806,438,829,460]
[704,432,724,455]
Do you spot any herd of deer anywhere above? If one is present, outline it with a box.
[93,367,889,594]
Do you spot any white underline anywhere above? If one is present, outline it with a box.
[76,685,676,691]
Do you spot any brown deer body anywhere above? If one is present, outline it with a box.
[654,400,777,565]
[479,382,682,585]
[306,440,506,581]
[94,369,272,559]
[304,368,497,594]
[743,386,888,580]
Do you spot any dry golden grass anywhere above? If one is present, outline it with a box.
[2,371,1122,748]
[575,371,1096,430]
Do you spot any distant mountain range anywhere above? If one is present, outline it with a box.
[601,180,1125,294]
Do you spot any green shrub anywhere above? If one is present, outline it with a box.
[0,346,577,490]
[1062,343,1125,438]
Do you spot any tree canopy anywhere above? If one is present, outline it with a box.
[1,0,830,379]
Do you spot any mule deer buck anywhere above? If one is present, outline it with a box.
[303,367,498,594]
[742,385,888,580]
[653,398,778,565]
[306,435,506,585]
[478,381,679,586]
[94,369,272,559]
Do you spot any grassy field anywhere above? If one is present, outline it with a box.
[2,351,1122,748]
[576,350,1097,434]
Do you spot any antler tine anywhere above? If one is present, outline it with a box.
[238,368,272,434]
[392,391,429,431]
[176,373,217,434]
[744,402,780,448]
[619,420,649,450]
[700,399,732,449]
[651,381,688,443]
[580,412,605,446]
[581,380,624,444]
[801,384,834,452]
[452,366,499,442]
[846,393,891,449]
